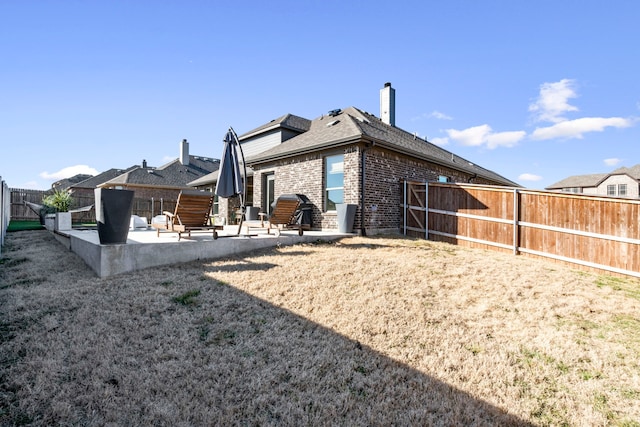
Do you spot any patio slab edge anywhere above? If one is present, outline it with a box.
[64,230,346,277]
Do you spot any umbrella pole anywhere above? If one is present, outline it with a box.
[230,127,247,236]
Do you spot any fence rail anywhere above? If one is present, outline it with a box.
[9,188,177,224]
[402,181,640,278]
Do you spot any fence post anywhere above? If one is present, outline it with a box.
[513,188,519,255]
[425,181,429,240]
[403,180,407,236]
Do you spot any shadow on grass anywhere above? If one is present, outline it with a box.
[0,230,535,426]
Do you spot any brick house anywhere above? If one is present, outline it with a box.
[207,83,517,234]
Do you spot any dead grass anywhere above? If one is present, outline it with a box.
[1,230,639,426]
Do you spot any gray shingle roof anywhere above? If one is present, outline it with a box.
[101,156,219,188]
[52,174,94,190]
[546,173,609,189]
[238,113,312,141]
[612,164,640,179]
[246,107,518,186]
[70,166,139,189]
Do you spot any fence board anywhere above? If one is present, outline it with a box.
[403,181,640,278]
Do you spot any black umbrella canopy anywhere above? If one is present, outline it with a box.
[215,127,247,235]
[215,128,245,198]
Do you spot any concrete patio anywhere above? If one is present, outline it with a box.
[54,225,348,277]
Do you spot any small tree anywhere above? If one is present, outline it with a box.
[42,189,73,213]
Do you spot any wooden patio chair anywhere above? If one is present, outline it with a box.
[152,190,222,240]
[246,194,304,236]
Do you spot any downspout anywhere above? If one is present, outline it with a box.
[360,141,374,236]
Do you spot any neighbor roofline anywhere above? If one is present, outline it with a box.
[97,182,195,191]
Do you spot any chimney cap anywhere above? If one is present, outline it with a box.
[384,82,392,87]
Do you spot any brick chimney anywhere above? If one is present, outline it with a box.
[380,82,396,126]
[180,139,190,166]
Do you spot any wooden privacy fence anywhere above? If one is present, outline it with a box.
[9,188,176,224]
[402,181,640,278]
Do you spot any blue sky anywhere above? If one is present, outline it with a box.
[2,1,638,190]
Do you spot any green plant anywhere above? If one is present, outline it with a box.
[172,289,200,306]
[42,189,73,213]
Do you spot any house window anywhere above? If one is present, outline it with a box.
[438,175,450,183]
[618,184,627,196]
[607,185,616,196]
[325,154,344,211]
[563,187,581,193]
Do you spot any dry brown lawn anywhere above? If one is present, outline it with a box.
[1,230,639,426]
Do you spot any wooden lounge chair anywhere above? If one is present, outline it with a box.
[152,190,221,240]
[247,194,304,236]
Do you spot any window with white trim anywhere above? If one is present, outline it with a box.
[607,185,616,196]
[324,154,344,211]
[618,184,627,196]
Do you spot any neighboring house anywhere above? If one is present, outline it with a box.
[51,174,94,191]
[201,83,517,234]
[69,166,139,200]
[58,139,219,221]
[546,164,640,198]
[99,139,219,202]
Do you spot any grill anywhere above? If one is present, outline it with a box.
[281,194,313,229]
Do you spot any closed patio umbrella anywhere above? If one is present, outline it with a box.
[215,127,246,234]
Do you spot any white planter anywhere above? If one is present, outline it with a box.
[55,212,72,231]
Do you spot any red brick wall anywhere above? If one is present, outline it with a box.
[251,142,506,234]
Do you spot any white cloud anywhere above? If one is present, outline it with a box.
[485,130,527,149]
[604,158,622,166]
[40,165,99,181]
[530,117,632,140]
[446,124,525,149]
[518,173,543,182]
[430,137,449,146]
[411,111,454,122]
[529,79,579,123]
[429,110,453,120]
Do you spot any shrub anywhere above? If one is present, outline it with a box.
[42,190,73,213]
